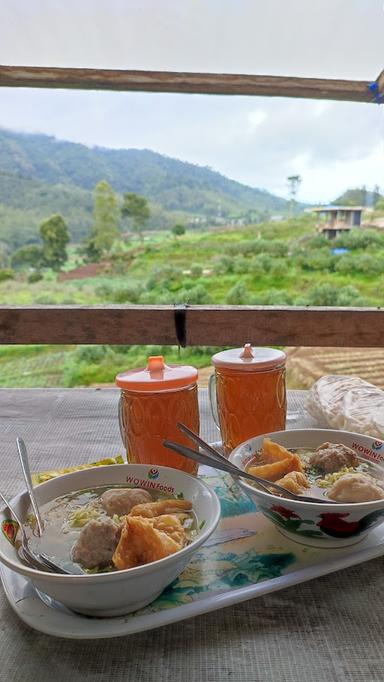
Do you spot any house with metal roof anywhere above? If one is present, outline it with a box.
[309,206,364,239]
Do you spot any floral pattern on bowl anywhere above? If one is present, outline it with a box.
[230,429,384,548]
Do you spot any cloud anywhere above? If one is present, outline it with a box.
[0,0,383,203]
[247,110,268,130]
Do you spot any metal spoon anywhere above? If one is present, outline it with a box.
[16,437,44,536]
[176,422,338,503]
[164,435,334,504]
[0,490,73,573]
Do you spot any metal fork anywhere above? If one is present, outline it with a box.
[164,425,334,504]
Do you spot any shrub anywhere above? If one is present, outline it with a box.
[334,228,384,250]
[142,285,211,305]
[352,254,384,275]
[211,255,234,274]
[74,345,110,363]
[335,285,367,306]
[226,281,249,304]
[335,254,384,276]
[109,286,142,303]
[95,283,115,298]
[333,256,356,275]
[306,234,329,249]
[0,268,15,282]
[233,256,251,274]
[61,297,77,304]
[303,283,342,306]
[27,271,43,284]
[35,294,55,304]
[297,251,336,272]
[174,284,211,304]
[11,245,43,270]
[225,239,265,257]
[146,265,183,290]
[269,259,289,278]
[265,240,288,257]
[95,283,141,303]
[253,289,294,305]
[190,264,203,278]
[171,223,186,238]
[140,288,182,304]
[250,254,273,275]
[299,282,368,307]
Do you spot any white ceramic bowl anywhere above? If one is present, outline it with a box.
[0,464,221,616]
[230,429,384,548]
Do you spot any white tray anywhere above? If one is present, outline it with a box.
[2,469,384,640]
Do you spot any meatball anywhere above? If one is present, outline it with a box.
[309,443,359,474]
[100,488,152,517]
[72,517,120,569]
[328,473,384,503]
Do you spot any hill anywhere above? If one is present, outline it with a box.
[334,187,383,207]
[0,128,289,248]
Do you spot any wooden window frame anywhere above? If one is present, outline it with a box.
[0,64,383,347]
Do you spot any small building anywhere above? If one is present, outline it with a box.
[309,206,364,239]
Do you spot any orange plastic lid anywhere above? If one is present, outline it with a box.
[116,356,198,392]
[211,344,286,371]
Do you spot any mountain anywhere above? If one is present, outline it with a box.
[0,128,289,249]
[334,187,383,207]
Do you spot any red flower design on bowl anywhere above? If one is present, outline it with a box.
[271,505,299,520]
[317,512,360,538]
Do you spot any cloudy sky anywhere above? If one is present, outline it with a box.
[0,0,383,203]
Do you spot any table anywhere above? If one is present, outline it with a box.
[0,388,383,682]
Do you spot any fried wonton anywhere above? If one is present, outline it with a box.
[112,513,186,570]
[248,439,304,482]
[275,470,310,494]
[262,438,294,463]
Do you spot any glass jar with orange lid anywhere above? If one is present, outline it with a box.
[210,344,287,455]
[116,356,199,475]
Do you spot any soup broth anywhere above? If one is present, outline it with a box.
[25,485,197,573]
[245,440,384,503]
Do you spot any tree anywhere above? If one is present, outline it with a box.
[287,175,302,216]
[121,193,150,242]
[39,214,70,270]
[91,180,120,254]
[11,244,43,270]
[80,237,102,264]
[171,223,186,239]
[372,185,381,206]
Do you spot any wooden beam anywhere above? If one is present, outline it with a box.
[0,305,382,347]
[0,65,376,103]
[377,69,384,97]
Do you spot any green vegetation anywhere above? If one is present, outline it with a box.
[335,186,382,207]
[85,180,120,257]
[121,192,151,242]
[171,223,186,239]
[40,214,70,270]
[1,127,383,389]
[0,216,383,387]
[0,128,290,250]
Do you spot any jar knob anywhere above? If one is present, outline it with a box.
[239,343,254,360]
[146,355,166,377]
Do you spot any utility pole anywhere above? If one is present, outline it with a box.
[287,175,302,217]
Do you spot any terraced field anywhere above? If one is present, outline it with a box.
[286,347,384,389]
